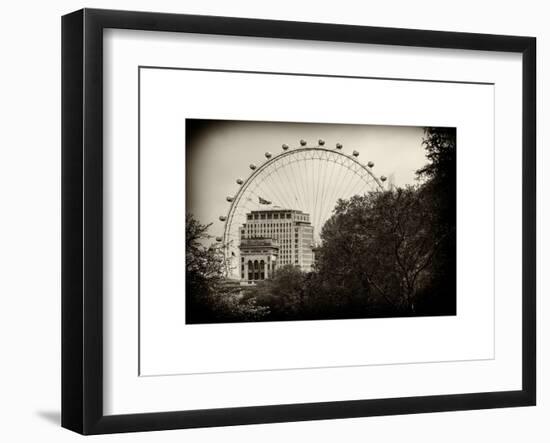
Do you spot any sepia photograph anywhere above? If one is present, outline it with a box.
[186,119,456,324]
[57,7,536,435]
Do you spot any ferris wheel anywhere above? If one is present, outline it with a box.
[216,139,388,278]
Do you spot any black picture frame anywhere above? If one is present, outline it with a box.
[62,8,536,435]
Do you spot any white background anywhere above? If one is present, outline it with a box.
[139,70,496,376]
[0,0,547,442]
[106,22,514,415]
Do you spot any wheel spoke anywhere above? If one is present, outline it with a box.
[221,147,382,278]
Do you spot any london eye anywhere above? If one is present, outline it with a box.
[217,139,388,279]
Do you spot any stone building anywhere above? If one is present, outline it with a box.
[239,209,314,284]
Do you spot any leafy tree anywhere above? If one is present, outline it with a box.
[187,126,457,323]
[185,214,269,323]
[417,127,456,185]
[247,265,307,320]
[313,127,457,316]
[317,186,446,314]
[415,127,457,314]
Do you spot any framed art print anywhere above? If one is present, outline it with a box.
[61,9,536,434]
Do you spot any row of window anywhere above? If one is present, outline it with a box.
[241,256,273,262]
[244,226,309,236]
[240,244,311,254]
[240,250,276,255]
[245,222,301,227]
[247,213,294,220]
[246,223,293,227]
[242,262,275,272]
[242,237,298,244]
[245,212,310,221]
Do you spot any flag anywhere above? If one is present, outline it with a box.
[258,196,272,205]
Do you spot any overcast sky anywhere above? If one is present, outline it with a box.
[186,119,427,239]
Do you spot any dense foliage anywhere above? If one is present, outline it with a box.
[186,127,456,323]
[185,215,269,323]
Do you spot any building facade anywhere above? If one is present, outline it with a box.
[239,238,279,283]
[239,209,314,284]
